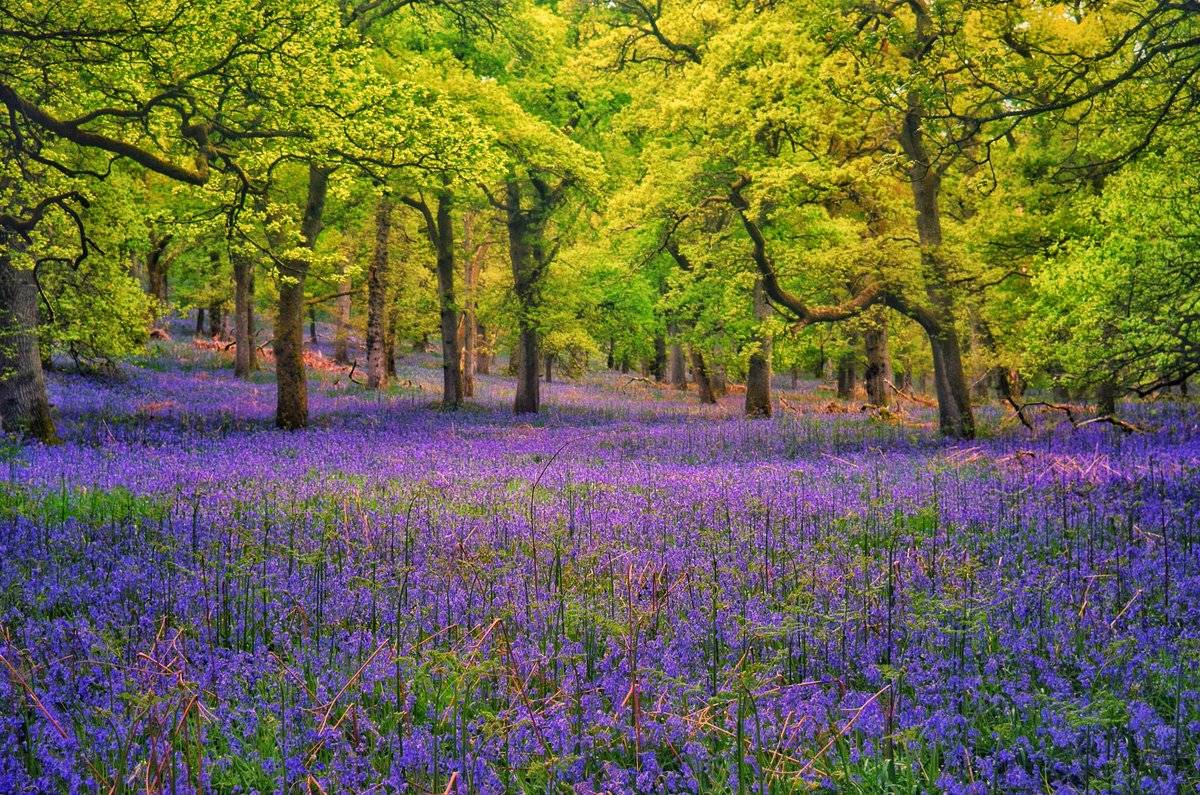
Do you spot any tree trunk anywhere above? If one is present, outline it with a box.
[195,308,205,336]
[996,367,1023,406]
[232,250,257,377]
[513,322,539,413]
[333,273,351,365]
[308,306,318,346]
[744,279,772,417]
[367,195,391,390]
[207,303,223,339]
[385,293,399,380]
[691,349,717,404]
[1096,381,1118,415]
[900,96,975,438]
[506,181,542,415]
[273,164,328,430]
[476,322,491,375]
[837,356,857,400]
[0,241,57,442]
[206,251,223,339]
[544,352,553,382]
[812,351,827,380]
[462,214,482,398]
[432,194,462,409]
[709,355,727,397]
[926,330,974,437]
[864,312,890,407]
[146,234,171,313]
[652,333,667,381]
[668,322,686,390]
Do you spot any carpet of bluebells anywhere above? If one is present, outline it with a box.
[1,342,1198,794]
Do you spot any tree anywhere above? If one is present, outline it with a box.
[1028,151,1200,403]
[366,194,393,389]
[587,0,1200,437]
[0,0,339,437]
[0,236,57,440]
[744,277,773,417]
[403,191,464,408]
[0,0,393,433]
[473,8,603,413]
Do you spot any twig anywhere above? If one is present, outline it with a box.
[798,685,890,776]
[0,652,68,740]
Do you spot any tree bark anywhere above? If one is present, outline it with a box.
[206,251,223,339]
[506,181,541,414]
[403,192,464,408]
[544,352,553,382]
[461,214,483,398]
[652,333,667,381]
[386,294,399,380]
[333,273,351,365]
[432,194,462,409]
[899,86,975,438]
[146,233,171,311]
[273,164,328,430]
[709,352,727,397]
[1097,381,1118,415]
[475,323,491,374]
[195,308,205,336]
[366,194,392,390]
[864,311,890,407]
[668,322,686,390]
[837,354,857,400]
[926,328,973,435]
[308,306,318,346]
[232,249,257,377]
[690,348,717,404]
[207,303,223,339]
[744,279,772,417]
[0,240,57,442]
[513,317,539,413]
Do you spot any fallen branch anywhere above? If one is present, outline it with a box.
[1007,400,1147,434]
[884,379,937,407]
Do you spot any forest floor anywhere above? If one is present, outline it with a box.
[1,340,1198,793]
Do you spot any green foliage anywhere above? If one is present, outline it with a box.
[2,0,1198,412]
[1027,150,1200,396]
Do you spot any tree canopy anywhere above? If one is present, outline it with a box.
[1,0,1198,440]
